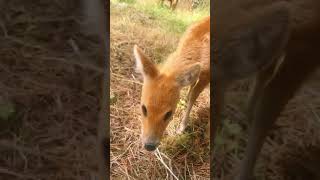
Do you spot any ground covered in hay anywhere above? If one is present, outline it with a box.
[213,0,320,179]
[214,74,320,180]
[110,1,320,180]
[0,1,103,179]
[110,0,210,179]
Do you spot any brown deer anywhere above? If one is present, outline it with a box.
[134,16,209,151]
[159,0,179,10]
[213,0,320,179]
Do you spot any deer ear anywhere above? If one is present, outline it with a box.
[133,45,159,81]
[176,64,201,87]
[218,2,291,80]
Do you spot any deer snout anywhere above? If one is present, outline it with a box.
[144,143,158,151]
[141,135,160,151]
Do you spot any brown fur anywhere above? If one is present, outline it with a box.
[214,0,320,179]
[134,16,210,150]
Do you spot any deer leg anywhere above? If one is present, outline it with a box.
[211,77,227,173]
[177,78,209,134]
[246,56,284,124]
[212,77,226,140]
[169,0,173,9]
[172,0,178,10]
[237,56,317,180]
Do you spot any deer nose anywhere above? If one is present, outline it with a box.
[144,143,157,151]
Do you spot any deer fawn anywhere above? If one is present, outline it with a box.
[134,16,210,151]
[214,0,320,179]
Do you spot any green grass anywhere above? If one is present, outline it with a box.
[137,4,208,34]
[112,0,209,34]
[214,119,245,156]
[117,0,136,4]
[161,129,209,161]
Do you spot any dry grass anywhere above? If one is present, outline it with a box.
[111,0,320,180]
[213,72,320,179]
[0,0,103,179]
[110,1,210,179]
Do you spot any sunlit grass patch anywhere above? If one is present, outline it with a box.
[161,128,209,164]
[112,0,209,34]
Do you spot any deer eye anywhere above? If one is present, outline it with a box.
[142,105,147,116]
[164,111,172,121]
